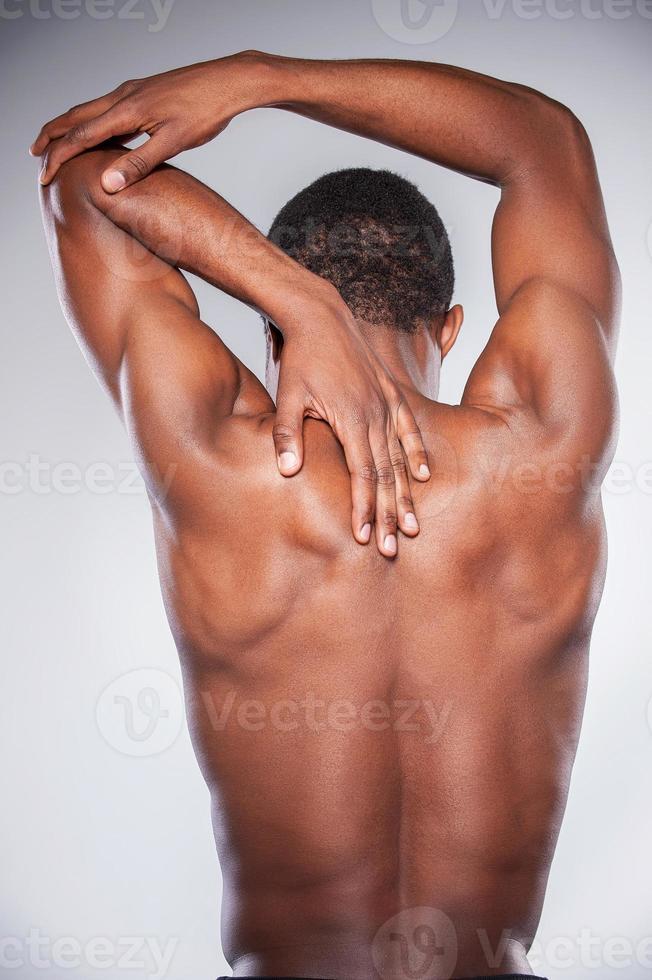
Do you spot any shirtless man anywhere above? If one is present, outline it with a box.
[34,52,619,980]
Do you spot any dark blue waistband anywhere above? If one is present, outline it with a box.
[217,975,548,979]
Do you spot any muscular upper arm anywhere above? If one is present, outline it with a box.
[462,105,620,476]
[40,150,258,505]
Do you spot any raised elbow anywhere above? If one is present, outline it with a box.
[525,90,595,170]
[39,146,119,224]
[550,100,593,158]
[39,151,95,225]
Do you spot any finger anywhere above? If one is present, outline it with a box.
[338,426,376,545]
[388,427,419,538]
[396,397,430,481]
[38,103,135,185]
[31,91,122,156]
[272,395,305,477]
[99,132,172,192]
[369,423,398,558]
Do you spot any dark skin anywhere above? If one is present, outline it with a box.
[37,54,619,979]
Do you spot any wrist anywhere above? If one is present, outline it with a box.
[224,50,287,113]
[231,50,308,112]
[268,273,352,340]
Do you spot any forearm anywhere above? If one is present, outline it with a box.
[250,52,578,186]
[87,145,340,331]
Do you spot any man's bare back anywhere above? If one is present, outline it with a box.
[38,52,619,979]
[157,392,605,978]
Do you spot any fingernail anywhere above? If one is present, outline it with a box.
[103,170,126,192]
[404,512,418,531]
[384,534,397,556]
[38,166,47,184]
[360,523,371,543]
[419,463,430,478]
[278,450,297,471]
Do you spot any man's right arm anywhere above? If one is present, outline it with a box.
[260,56,620,476]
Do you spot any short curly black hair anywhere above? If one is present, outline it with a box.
[268,167,454,333]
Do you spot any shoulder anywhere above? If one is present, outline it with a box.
[462,279,619,491]
[415,398,607,543]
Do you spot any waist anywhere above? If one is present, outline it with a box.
[225,926,537,979]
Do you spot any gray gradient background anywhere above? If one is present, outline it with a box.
[1,1,651,978]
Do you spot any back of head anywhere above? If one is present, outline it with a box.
[268,168,454,334]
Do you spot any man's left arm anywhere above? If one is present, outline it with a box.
[40,147,260,509]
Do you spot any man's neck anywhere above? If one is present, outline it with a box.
[356,319,441,401]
